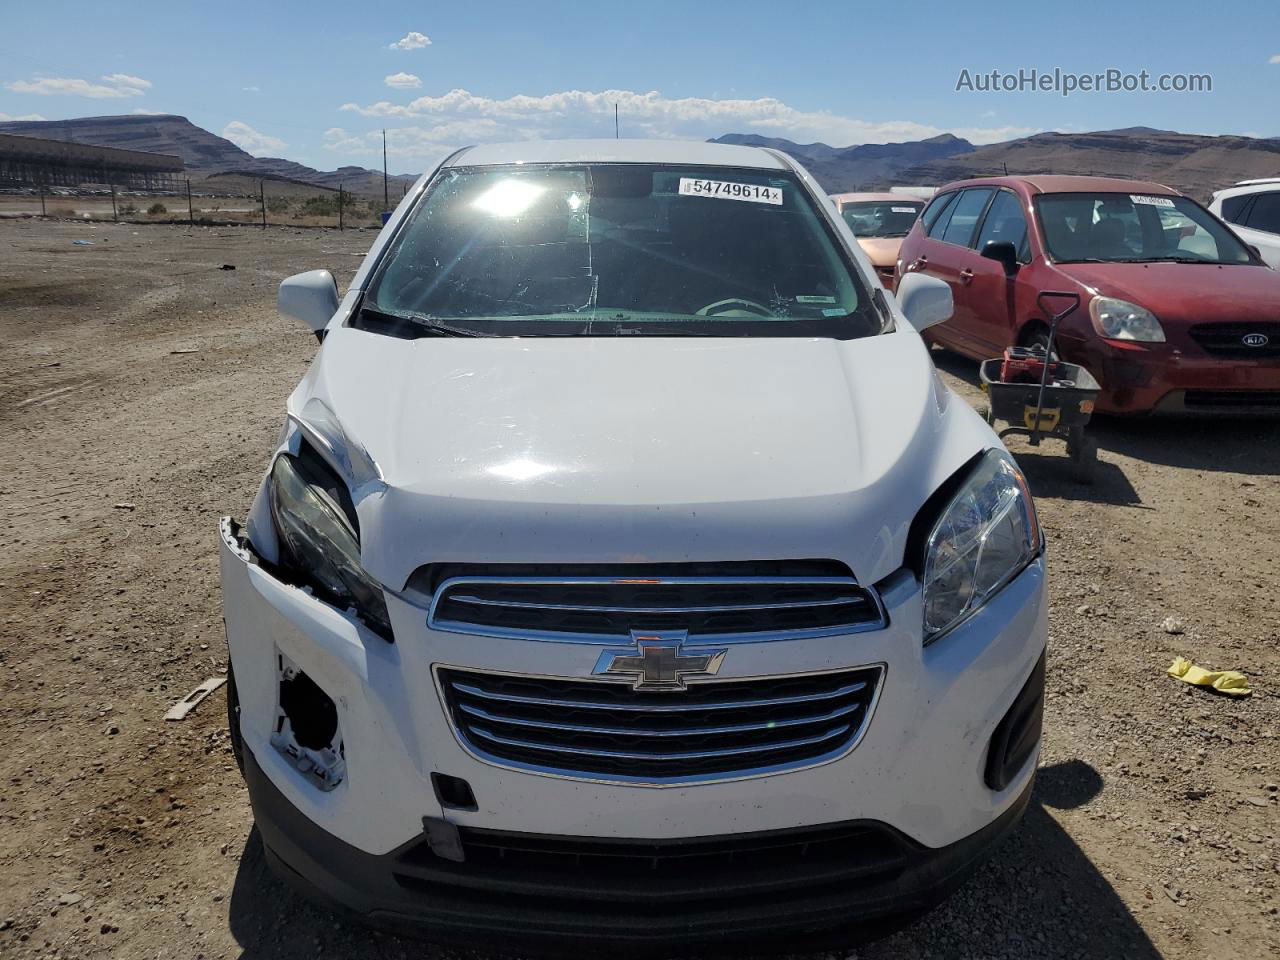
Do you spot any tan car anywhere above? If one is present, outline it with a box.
[831,192,926,290]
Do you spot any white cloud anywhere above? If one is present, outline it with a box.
[243,85,261,93]
[385,72,422,90]
[0,111,47,121]
[1269,54,1280,64]
[222,120,286,155]
[337,87,1033,147]
[389,31,431,50]
[130,108,165,115]
[5,73,151,99]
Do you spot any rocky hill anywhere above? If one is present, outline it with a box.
[0,114,416,197]
[714,128,1280,200]
[711,132,974,192]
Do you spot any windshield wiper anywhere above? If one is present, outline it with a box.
[360,306,491,337]
[1113,255,1223,265]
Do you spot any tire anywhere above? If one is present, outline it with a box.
[1021,325,1059,361]
[1070,434,1098,484]
[227,664,245,774]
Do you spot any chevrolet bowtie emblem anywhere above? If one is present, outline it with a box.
[594,633,727,690]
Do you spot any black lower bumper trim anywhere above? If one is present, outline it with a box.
[243,748,1033,951]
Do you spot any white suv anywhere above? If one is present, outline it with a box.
[218,139,1047,950]
[1209,178,1280,268]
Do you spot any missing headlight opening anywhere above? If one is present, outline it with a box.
[271,654,345,791]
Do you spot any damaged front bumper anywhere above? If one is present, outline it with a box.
[220,516,1046,945]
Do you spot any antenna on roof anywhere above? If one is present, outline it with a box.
[615,103,619,139]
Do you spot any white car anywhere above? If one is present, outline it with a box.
[1209,178,1280,268]
[219,139,1047,950]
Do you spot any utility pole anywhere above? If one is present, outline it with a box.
[382,129,389,212]
[338,184,344,231]
[186,179,194,226]
[111,183,118,222]
[260,180,267,229]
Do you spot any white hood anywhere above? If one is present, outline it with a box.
[284,327,990,590]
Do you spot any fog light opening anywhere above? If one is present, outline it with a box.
[271,654,346,791]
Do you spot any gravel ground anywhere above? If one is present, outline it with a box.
[1,219,1277,960]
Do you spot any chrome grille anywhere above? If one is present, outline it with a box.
[428,574,886,642]
[437,666,883,783]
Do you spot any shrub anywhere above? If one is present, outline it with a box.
[302,195,340,217]
[119,202,139,216]
[267,196,290,213]
[147,202,167,215]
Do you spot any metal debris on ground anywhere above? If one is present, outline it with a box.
[164,677,227,721]
[219,263,236,270]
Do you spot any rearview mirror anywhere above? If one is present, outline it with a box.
[279,270,339,336]
[980,241,1020,276]
[895,272,953,331]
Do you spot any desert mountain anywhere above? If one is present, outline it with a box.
[714,128,1280,200]
[711,132,975,192]
[0,114,416,197]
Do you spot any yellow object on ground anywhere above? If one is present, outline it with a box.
[1167,657,1252,697]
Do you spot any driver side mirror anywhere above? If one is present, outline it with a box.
[279,270,339,337]
[895,272,953,331]
[980,240,1020,276]
[1247,244,1263,260]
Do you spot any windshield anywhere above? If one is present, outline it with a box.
[1035,192,1254,265]
[839,200,924,238]
[362,163,882,338]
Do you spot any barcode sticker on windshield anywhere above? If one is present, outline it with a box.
[1131,194,1174,207]
[891,206,917,213]
[678,178,783,205]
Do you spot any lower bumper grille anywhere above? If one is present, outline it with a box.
[437,666,883,784]
[1184,389,1280,409]
[391,819,914,908]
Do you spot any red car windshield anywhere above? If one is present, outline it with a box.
[1035,192,1253,265]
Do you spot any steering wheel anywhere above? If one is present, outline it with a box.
[695,298,775,318]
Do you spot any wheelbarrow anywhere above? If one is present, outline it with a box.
[979,291,1102,483]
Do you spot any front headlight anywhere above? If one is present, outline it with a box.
[1089,296,1165,342]
[269,453,392,636]
[922,450,1040,643]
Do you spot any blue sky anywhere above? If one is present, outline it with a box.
[3,0,1278,173]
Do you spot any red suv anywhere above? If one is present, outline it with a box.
[897,175,1280,414]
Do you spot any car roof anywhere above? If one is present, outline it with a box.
[829,192,921,204]
[445,139,791,171]
[938,174,1180,196]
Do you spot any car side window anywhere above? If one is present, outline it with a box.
[1219,194,1251,225]
[1244,192,1280,235]
[974,190,1029,259]
[938,189,994,247]
[921,192,957,234]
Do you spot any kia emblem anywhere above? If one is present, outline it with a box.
[1242,333,1269,347]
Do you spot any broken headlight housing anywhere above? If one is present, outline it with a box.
[269,451,392,637]
[922,449,1040,644]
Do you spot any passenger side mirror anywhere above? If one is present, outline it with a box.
[279,270,339,336]
[1247,244,1262,260]
[981,241,1020,276]
[895,272,953,331]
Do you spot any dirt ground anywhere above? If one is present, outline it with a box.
[1,219,1277,960]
